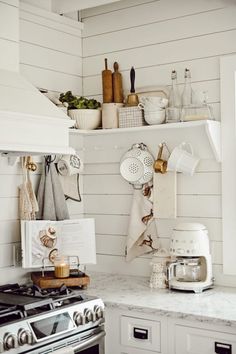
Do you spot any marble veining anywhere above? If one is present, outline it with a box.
[84,272,236,328]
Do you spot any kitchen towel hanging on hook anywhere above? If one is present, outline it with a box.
[37,155,69,221]
[126,186,159,262]
[19,157,39,220]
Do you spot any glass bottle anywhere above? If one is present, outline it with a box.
[166,70,181,123]
[169,70,181,108]
[182,68,193,107]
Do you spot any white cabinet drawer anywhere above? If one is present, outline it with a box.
[121,315,161,352]
[175,325,236,354]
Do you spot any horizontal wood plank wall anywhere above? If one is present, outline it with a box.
[19,2,83,94]
[0,3,84,283]
[0,1,19,71]
[82,0,236,286]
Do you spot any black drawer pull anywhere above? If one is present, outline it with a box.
[215,342,232,354]
[133,327,148,340]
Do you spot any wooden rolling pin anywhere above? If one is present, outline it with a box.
[102,58,113,103]
[112,62,124,103]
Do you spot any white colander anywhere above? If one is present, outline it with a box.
[120,143,154,188]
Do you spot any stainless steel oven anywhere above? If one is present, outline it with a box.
[0,283,105,354]
[25,326,105,354]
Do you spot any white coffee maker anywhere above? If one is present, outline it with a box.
[167,223,214,293]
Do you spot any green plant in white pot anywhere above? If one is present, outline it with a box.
[59,91,101,130]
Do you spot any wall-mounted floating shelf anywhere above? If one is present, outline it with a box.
[69,120,221,162]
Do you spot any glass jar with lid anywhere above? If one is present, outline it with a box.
[54,255,70,278]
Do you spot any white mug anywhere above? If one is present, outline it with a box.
[139,96,168,110]
[167,142,200,175]
[57,154,83,176]
[144,109,166,125]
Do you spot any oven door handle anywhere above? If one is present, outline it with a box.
[72,330,105,352]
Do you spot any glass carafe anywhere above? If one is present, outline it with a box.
[175,258,201,282]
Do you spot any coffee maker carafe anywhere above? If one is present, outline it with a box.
[167,223,214,293]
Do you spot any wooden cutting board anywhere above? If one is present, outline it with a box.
[153,171,177,219]
[31,271,90,289]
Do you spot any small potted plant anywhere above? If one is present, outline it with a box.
[59,91,101,130]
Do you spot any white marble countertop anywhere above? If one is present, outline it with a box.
[84,272,236,328]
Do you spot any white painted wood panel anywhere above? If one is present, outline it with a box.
[67,199,84,216]
[20,42,82,76]
[0,198,19,220]
[81,0,152,19]
[0,267,28,286]
[0,0,18,7]
[0,2,19,42]
[85,160,221,174]
[0,174,39,198]
[84,173,221,196]
[0,221,20,244]
[84,194,221,218]
[87,254,151,276]
[53,0,122,13]
[95,234,222,264]
[20,2,83,30]
[0,39,18,71]
[82,0,225,37]
[86,213,222,241]
[20,8,82,37]
[84,79,219,108]
[0,243,17,267]
[20,19,82,56]
[83,56,220,96]
[20,64,82,93]
[83,31,236,76]
[83,7,236,57]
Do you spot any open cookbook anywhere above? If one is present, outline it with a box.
[21,219,96,268]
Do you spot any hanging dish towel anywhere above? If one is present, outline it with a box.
[58,174,81,202]
[19,157,39,220]
[37,156,69,221]
[126,187,159,262]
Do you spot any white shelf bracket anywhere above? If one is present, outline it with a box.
[205,121,221,162]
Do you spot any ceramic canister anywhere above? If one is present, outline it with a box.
[102,103,124,129]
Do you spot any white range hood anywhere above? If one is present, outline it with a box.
[0,69,75,156]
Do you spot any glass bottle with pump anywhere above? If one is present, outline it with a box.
[166,70,181,123]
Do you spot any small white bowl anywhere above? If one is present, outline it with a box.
[144,109,166,125]
[68,109,101,130]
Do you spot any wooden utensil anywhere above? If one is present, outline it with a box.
[126,67,139,106]
[102,58,113,103]
[112,62,124,103]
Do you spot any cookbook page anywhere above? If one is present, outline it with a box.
[21,219,96,268]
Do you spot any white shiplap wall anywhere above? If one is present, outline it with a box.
[0,2,84,284]
[20,2,83,94]
[0,0,29,283]
[82,0,236,286]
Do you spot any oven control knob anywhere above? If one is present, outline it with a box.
[94,305,104,320]
[73,311,85,326]
[3,333,18,350]
[84,308,93,323]
[18,328,33,346]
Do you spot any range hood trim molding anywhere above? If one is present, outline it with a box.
[0,110,75,127]
[0,110,76,156]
